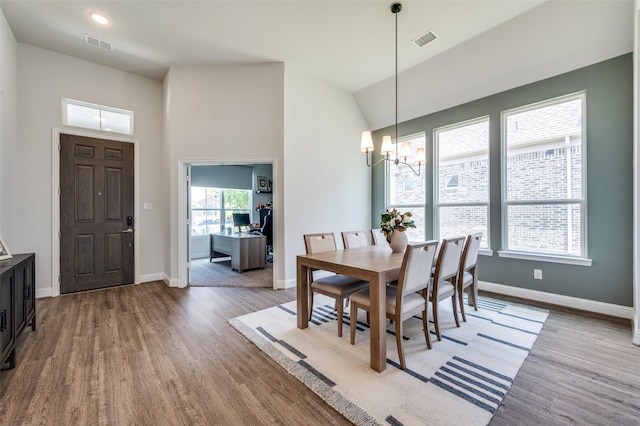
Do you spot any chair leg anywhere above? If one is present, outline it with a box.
[471,281,479,311]
[336,297,344,337]
[433,301,441,341]
[451,294,460,328]
[459,286,467,322]
[395,318,405,370]
[422,310,432,350]
[350,302,358,344]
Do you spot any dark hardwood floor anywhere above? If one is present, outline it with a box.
[0,282,638,425]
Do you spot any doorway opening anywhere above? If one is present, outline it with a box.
[179,162,275,289]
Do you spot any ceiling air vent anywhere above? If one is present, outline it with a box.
[84,34,113,51]
[412,30,437,48]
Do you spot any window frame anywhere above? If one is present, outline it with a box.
[190,187,252,236]
[62,98,134,135]
[433,116,491,250]
[384,132,427,242]
[499,91,590,265]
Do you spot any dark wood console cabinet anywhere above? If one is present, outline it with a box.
[0,253,36,374]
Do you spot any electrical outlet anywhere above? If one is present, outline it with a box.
[534,269,542,280]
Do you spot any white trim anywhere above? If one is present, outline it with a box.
[479,280,633,319]
[36,287,52,299]
[139,273,165,283]
[497,250,592,266]
[176,162,188,288]
[62,98,134,136]
[633,2,640,346]
[501,91,588,259]
[51,127,140,297]
[281,277,296,289]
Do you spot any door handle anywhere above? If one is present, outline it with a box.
[122,228,134,233]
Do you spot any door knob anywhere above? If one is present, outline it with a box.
[122,228,134,233]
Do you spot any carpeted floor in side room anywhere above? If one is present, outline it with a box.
[189,257,273,288]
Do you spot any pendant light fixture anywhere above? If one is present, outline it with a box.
[361,2,425,176]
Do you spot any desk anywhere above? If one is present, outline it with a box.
[296,245,403,372]
[210,233,266,273]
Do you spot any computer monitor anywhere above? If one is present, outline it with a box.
[232,213,251,232]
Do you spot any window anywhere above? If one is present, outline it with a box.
[63,98,133,135]
[386,133,426,242]
[434,117,489,248]
[191,187,251,235]
[502,92,585,257]
[444,174,459,189]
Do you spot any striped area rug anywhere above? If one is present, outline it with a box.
[229,294,548,426]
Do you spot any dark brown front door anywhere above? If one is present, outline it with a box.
[60,134,134,293]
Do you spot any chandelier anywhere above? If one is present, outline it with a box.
[360,2,425,176]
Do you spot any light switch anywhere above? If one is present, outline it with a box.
[144,202,153,210]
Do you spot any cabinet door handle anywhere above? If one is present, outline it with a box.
[0,310,5,332]
[25,285,31,300]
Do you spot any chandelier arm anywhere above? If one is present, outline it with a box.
[364,151,389,168]
[398,160,421,177]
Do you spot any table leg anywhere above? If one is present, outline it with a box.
[297,260,309,329]
[369,271,387,372]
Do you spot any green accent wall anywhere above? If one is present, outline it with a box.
[371,54,633,306]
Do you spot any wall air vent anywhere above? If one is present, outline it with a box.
[412,30,437,48]
[84,34,113,51]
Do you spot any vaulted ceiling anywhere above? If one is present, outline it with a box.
[0,1,544,92]
[0,1,633,129]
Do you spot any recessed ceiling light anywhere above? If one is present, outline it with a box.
[90,12,109,25]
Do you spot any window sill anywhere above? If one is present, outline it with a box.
[479,248,493,257]
[497,250,592,266]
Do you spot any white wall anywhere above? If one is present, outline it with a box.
[283,64,371,287]
[163,63,285,286]
[17,44,164,297]
[356,0,634,131]
[0,8,17,245]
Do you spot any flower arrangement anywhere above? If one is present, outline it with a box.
[380,208,416,243]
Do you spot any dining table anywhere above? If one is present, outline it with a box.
[296,245,405,372]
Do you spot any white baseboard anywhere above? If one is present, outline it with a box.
[278,278,295,290]
[479,280,634,319]
[167,274,180,287]
[36,287,52,298]
[139,273,165,283]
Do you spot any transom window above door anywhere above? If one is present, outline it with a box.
[62,98,134,135]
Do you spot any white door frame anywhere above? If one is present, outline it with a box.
[177,158,277,288]
[51,127,141,297]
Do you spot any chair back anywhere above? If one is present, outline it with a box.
[342,231,368,249]
[370,229,389,246]
[304,233,337,254]
[461,233,482,272]
[434,236,466,282]
[261,210,273,245]
[397,241,438,297]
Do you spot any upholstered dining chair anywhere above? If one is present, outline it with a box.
[429,236,465,341]
[370,229,389,246]
[341,231,368,249]
[349,241,438,369]
[458,233,483,322]
[303,233,369,337]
